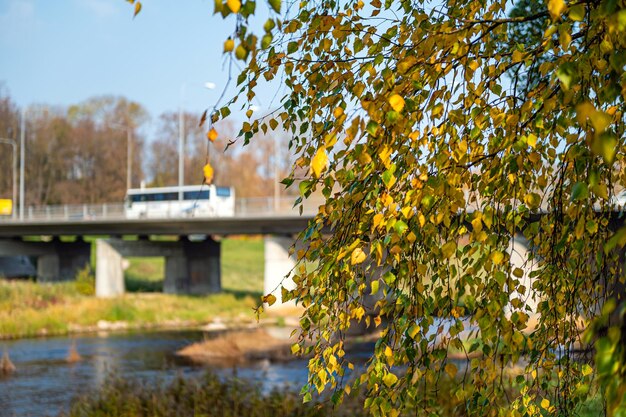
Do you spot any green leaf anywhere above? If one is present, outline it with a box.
[268,0,281,13]
[571,182,589,201]
[569,4,585,21]
[394,220,408,235]
[441,241,457,259]
[556,62,577,90]
[287,41,298,54]
[366,121,379,135]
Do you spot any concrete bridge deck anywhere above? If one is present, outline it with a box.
[0,215,314,237]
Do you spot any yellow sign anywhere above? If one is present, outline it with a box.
[0,199,13,216]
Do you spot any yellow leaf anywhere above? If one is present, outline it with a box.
[373,213,384,229]
[385,345,393,357]
[388,94,405,112]
[468,60,480,71]
[541,398,550,409]
[291,343,300,354]
[226,0,241,13]
[590,111,612,133]
[317,369,328,386]
[133,1,142,17]
[223,38,235,53]
[207,128,218,142]
[263,293,277,306]
[491,251,504,265]
[371,280,379,295]
[333,107,344,118]
[511,50,524,63]
[235,44,247,60]
[445,363,458,378]
[418,213,426,227]
[378,145,392,168]
[524,192,541,209]
[576,101,596,124]
[408,324,420,339]
[382,372,398,387]
[203,163,214,184]
[351,248,366,265]
[527,133,537,148]
[311,147,328,178]
[441,241,457,259]
[548,0,565,19]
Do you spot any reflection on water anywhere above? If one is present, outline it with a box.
[0,330,316,417]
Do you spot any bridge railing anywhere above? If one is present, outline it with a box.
[0,196,325,222]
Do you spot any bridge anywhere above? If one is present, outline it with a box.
[2,197,624,310]
[0,197,321,301]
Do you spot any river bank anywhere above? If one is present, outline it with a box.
[0,238,268,339]
[0,280,262,339]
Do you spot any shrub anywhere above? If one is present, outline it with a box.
[74,266,95,296]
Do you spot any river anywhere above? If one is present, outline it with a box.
[0,330,316,417]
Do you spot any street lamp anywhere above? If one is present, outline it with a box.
[178,82,216,201]
[19,109,25,220]
[247,105,280,211]
[0,138,17,219]
[178,84,186,202]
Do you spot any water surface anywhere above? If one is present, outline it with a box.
[0,330,313,417]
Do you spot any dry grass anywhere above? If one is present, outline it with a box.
[176,328,292,365]
[0,280,260,339]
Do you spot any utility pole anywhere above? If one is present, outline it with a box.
[126,127,132,191]
[19,108,25,221]
[0,138,17,219]
[178,85,185,202]
[274,136,280,212]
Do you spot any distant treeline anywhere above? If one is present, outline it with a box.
[0,84,295,206]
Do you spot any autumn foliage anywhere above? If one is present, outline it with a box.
[137,0,626,415]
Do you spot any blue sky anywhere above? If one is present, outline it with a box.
[0,0,263,120]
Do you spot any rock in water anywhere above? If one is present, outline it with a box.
[66,340,82,363]
[0,350,16,374]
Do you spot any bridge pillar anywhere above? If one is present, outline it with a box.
[96,237,221,297]
[264,236,297,306]
[163,238,221,295]
[38,239,91,282]
[0,238,89,282]
[505,234,539,320]
[95,239,125,297]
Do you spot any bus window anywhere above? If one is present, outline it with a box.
[216,187,231,197]
[184,190,210,200]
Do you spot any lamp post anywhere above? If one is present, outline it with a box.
[274,135,280,212]
[0,138,17,219]
[178,88,184,202]
[177,82,216,201]
[19,109,25,220]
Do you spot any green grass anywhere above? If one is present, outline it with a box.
[0,237,265,339]
[221,237,264,296]
[125,257,164,292]
[121,237,265,296]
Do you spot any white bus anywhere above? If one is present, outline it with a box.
[125,185,235,219]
